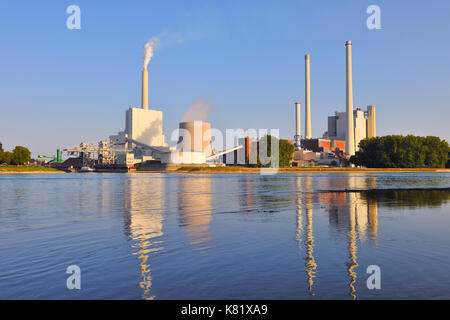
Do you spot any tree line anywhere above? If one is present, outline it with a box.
[350,135,449,168]
[0,142,31,165]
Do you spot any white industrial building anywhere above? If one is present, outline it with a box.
[110,108,166,147]
[109,64,237,166]
[108,66,169,165]
[324,105,376,152]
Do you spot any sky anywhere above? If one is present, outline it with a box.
[0,0,449,157]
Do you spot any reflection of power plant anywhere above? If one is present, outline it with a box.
[178,177,213,250]
[295,175,379,299]
[124,176,165,300]
[325,185,379,299]
[295,176,317,295]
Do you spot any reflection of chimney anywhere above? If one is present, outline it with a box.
[345,41,355,156]
[142,67,148,110]
[305,54,312,139]
[295,102,301,148]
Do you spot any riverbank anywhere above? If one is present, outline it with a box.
[2,165,448,174]
[0,165,64,174]
[172,166,450,174]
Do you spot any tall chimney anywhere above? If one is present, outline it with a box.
[366,105,376,138]
[295,102,301,148]
[345,41,355,156]
[142,67,149,110]
[305,54,312,139]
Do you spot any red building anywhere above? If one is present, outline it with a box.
[302,138,346,153]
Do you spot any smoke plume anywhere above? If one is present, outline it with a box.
[143,37,160,69]
[182,98,214,122]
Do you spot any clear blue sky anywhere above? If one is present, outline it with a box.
[1,0,449,156]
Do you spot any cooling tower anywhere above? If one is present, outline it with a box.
[305,54,312,139]
[345,41,355,156]
[178,121,212,157]
[142,67,148,110]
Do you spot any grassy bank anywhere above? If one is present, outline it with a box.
[0,165,64,174]
[175,166,450,174]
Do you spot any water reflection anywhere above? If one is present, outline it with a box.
[360,189,450,208]
[295,175,382,299]
[295,177,318,295]
[122,173,449,300]
[123,175,165,300]
[1,173,450,300]
[178,177,213,251]
[346,192,359,300]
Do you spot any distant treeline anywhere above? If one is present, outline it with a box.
[351,135,449,168]
[0,142,31,165]
[361,188,450,208]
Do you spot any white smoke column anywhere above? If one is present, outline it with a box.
[182,98,214,122]
[143,37,160,69]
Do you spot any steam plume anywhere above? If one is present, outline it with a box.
[143,37,159,69]
[182,98,214,122]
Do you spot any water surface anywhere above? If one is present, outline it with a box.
[0,172,449,299]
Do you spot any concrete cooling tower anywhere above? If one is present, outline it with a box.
[178,121,212,156]
[159,121,212,164]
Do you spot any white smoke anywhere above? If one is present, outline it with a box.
[143,37,160,69]
[182,98,214,122]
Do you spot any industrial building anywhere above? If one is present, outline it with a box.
[61,45,240,172]
[293,41,377,165]
[58,39,378,171]
[323,105,376,152]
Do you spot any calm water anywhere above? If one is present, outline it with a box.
[1,172,450,300]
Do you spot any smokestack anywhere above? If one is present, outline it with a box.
[345,41,355,156]
[142,37,158,110]
[142,67,148,110]
[295,102,301,148]
[305,54,312,139]
[367,105,376,138]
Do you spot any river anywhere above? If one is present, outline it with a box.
[0,172,449,299]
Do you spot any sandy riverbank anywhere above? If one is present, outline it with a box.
[157,166,450,174]
[0,166,65,174]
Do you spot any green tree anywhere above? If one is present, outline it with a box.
[447,151,450,168]
[352,135,449,168]
[11,146,31,165]
[0,141,3,164]
[0,151,14,164]
[255,135,295,168]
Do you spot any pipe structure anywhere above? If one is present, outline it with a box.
[295,102,301,148]
[345,41,355,156]
[142,67,149,110]
[305,54,312,139]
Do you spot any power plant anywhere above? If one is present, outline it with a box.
[61,39,239,172]
[57,38,376,171]
[293,40,377,166]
